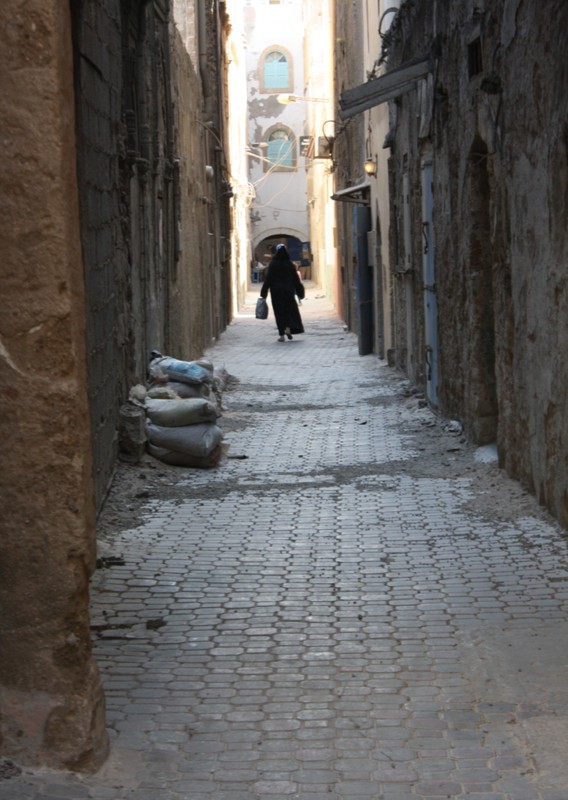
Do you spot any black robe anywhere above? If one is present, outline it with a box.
[260,257,305,335]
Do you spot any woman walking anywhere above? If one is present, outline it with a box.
[260,244,305,342]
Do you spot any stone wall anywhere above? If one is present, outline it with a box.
[0,0,233,771]
[0,0,108,770]
[169,2,233,360]
[72,0,126,510]
[492,0,568,522]
[72,0,178,509]
[387,0,568,525]
[72,0,232,510]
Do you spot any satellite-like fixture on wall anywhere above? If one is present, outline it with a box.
[316,136,335,159]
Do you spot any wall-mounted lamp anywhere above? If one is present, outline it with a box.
[277,94,329,105]
[363,156,378,177]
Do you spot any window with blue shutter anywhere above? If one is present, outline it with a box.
[266,129,294,170]
[263,51,289,90]
[267,134,291,167]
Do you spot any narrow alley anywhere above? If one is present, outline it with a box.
[5,289,568,800]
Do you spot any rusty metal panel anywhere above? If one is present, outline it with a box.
[339,54,431,120]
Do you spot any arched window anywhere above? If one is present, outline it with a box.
[265,127,296,172]
[259,46,293,92]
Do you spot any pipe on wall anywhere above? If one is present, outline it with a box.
[197,0,213,116]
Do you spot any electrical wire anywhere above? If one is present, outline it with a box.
[253,168,298,208]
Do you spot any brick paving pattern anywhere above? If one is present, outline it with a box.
[4,288,568,799]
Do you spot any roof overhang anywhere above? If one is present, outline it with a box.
[330,180,371,204]
[339,54,432,120]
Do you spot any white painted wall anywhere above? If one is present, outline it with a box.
[244,0,309,266]
[225,1,254,313]
[303,0,337,300]
[364,0,400,356]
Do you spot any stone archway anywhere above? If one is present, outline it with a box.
[252,229,310,284]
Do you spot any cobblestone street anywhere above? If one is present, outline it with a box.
[5,288,568,800]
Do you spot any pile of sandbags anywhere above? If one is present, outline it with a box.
[148,355,214,397]
[143,354,226,468]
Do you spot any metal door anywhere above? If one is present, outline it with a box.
[354,204,373,355]
[421,159,439,406]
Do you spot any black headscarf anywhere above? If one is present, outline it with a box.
[271,244,290,260]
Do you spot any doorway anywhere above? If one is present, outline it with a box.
[353,204,373,355]
[421,158,439,406]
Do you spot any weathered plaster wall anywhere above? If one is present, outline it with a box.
[72,0,231,508]
[366,2,399,360]
[0,0,108,770]
[333,0,369,332]
[168,0,233,354]
[173,0,197,62]
[388,86,427,384]
[496,0,568,520]
[170,22,218,359]
[245,0,309,261]
[388,0,568,525]
[0,0,234,771]
[224,1,253,315]
[73,0,177,507]
[304,0,338,307]
[72,0,128,510]
[433,0,568,519]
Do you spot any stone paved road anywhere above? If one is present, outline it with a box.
[4,288,568,799]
